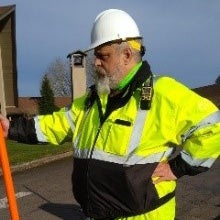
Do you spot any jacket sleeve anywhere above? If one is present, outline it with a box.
[8,107,73,145]
[8,94,88,145]
[157,77,220,178]
[33,108,74,145]
[169,110,220,178]
[8,116,38,144]
[168,154,209,178]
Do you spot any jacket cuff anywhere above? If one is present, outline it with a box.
[8,117,38,144]
[168,154,209,178]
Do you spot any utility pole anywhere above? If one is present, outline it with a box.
[0,46,6,116]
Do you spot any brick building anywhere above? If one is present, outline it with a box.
[16,96,72,116]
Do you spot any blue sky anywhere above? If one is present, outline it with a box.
[1,0,220,96]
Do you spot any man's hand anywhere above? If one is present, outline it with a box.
[152,161,177,184]
[0,114,10,137]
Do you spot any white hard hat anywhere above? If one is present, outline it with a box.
[88,9,142,50]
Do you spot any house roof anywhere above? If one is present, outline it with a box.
[7,97,72,116]
[67,50,87,58]
[193,84,220,108]
[0,5,15,21]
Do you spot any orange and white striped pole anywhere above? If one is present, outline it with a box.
[0,124,19,220]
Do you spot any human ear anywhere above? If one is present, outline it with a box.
[123,47,132,65]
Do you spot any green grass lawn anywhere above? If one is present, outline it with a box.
[6,140,72,166]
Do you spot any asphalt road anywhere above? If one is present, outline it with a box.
[0,156,219,220]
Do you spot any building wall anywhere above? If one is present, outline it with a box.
[0,5,18,116]
[72,66,86,99]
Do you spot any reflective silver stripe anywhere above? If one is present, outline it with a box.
[65,110,75,131]
[181,110,220,143]
[34,117,48,142]
[75,147,174,165]
[73,146,90,158]
[125,147,174,165]
[181,150,216,168]
[127,110,148,155]
[126,75,160,156]
[87,149,126,164]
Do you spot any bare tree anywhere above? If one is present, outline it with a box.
[85,50,95,88]
[44,57,71,96]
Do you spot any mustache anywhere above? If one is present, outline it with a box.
[94,66,107,78]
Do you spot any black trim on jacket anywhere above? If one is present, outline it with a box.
[168,154,209,178]
[72,158,175,219]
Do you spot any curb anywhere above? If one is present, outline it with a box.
[0,151,73,176]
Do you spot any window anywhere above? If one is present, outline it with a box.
[74,55,83,66]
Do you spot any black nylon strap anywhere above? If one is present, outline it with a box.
[84,85,105,125]
[147,190,175,212]
[95,95,105,125]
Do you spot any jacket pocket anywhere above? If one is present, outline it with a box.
[124,162,159,211]
[97,119,133,156]
[86,160,161,218]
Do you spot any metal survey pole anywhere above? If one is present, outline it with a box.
[0,125,19,220]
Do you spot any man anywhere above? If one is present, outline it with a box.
[0,9,220,220]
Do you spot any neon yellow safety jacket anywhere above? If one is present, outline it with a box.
[9,61,220,219]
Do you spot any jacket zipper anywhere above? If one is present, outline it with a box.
[86,95,105,214]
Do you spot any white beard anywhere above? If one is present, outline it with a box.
[96,76,110,95]
[94,65,122,95]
